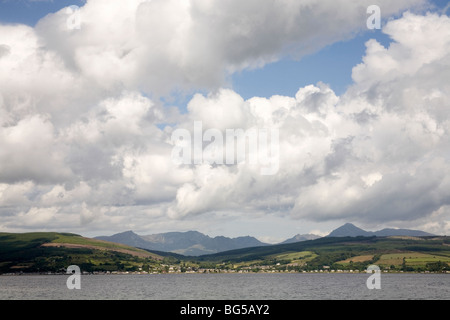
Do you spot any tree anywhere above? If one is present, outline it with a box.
[426,261,449,272]
[142,263,150,272]
[401,257,406,271]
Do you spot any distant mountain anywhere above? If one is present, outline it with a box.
[97,230,151,249]
[374,228,435,237]
[96,230,269,256]
[327,223,435,237]
[327,223,372,237]
[281,234,321,244]
[95,224,435,256]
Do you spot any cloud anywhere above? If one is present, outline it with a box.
[33,0,426,95]
[0,115,72,184]
[291,11,450,228]
[1,1,450,237]
[165,11,450,234]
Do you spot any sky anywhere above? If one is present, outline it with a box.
[0,0,450,243]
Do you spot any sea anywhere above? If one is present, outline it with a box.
[0,273,448,300]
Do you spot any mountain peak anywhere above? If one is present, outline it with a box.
[119,230,138,235]
[342,222,356,227]
[327,223,371,237]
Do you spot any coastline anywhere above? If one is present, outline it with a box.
[2,269,449,276]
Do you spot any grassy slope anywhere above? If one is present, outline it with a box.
[195,236,377,261]
[195,236,450,271]
[0,232,162,273]
[49,233,160,257]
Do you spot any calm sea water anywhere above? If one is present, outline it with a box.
[0,273,448,300]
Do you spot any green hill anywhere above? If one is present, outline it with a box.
[0,232,163,274]
[195,236,450,272]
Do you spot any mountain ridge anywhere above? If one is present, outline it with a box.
[95,223,435,256]
[326,223,435,237]
[96,230,270,256]
[281,233,322,244]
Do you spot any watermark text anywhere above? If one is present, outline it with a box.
[366,264,381,290]
[66,265,81,290]
[171,122,279,175]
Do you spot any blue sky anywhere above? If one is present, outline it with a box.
[232,0,449,99]
[232,31,392,99]
[0,0,86,26]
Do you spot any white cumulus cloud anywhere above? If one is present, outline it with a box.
[1,0,450,237]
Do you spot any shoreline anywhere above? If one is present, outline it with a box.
[2,270,449,276]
